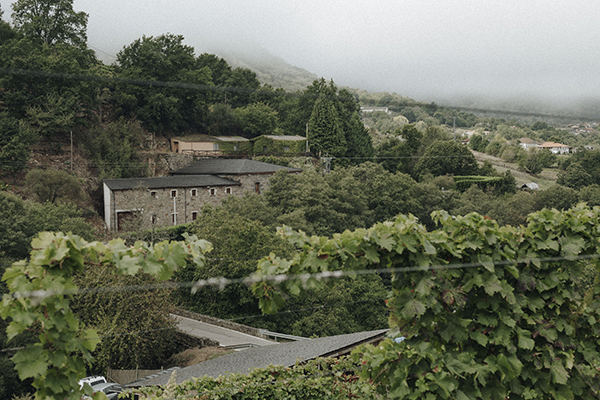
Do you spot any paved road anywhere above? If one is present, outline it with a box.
[172,314,277,348]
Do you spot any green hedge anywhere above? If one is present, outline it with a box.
[253,136,306,156]
[220,140,253,156]
[454,174,515,194]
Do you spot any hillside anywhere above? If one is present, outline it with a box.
[212,45,319,92]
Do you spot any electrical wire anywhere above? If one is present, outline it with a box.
[1,66,598,121]
[6,252,599,300]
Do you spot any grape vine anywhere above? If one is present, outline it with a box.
[0,232,211,400]
[253,205,600,399]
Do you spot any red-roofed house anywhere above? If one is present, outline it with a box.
[538,142,571,154]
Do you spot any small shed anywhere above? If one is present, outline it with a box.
[170,135,251,156]
[520,182,539,191]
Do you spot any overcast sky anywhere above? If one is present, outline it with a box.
[2,0,599,105]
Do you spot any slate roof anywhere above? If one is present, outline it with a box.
[104,175,240,191]
[171,159,302,176]
[128,329,388,387]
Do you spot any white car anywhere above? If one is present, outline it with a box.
[78,376,107,390]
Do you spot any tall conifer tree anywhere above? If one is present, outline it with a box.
[308,98,346,157]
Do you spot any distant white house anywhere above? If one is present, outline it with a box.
[519,138,538,150]
[360,106,391,114]
[538,142,571,154]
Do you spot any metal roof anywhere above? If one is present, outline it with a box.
[172,135,249,142]
[171,159,302,176]
[260,135,306,141]
[128,329,388,387]
[104,175,240,191]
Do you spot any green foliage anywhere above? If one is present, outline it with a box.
[253,205,600,399]
[0,232,211,400]
[557,162,592,190]
[73,263,179,371]
[469,134,488,152]
[11,0,88,47]
[0,36,97,125]
[519,150,544,175]
[234,102,279,138]
[454,172,516,194]
[203,103,241,136]
[169,206,388,337]
[0,114,37,174]
[25,168,84,205]
[253,136,305,155]
[278,275,388,337]
[114,34,212,134]
[308,98,346,157]
[562,149,600,187]
[345,111,375,161]
[534,184,579,211]
[414,140,479,178]
[25,93,76,151]
[578,184,600,207]
[83,119,147,179]
[0,191,92,259]
[135,357,379,399]
[174,206,294,319]
[375,124,423,174]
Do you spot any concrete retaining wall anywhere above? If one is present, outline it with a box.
[173,309,269,340]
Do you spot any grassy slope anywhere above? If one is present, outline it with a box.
[472,150,558,190]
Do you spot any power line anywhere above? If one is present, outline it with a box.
[7,252,599,300]
[1,67,598,122]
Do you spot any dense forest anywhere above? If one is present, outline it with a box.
[2,0,600,399]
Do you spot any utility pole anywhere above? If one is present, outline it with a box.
[306,123,310,154]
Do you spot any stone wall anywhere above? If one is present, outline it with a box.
[144,153,194,177]
[110,183,242,230]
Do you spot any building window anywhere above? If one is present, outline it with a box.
[191,189,197,197]
[213,143,220,151]
[255,182,260,194]
[150,191,157,198]
[263,146,267,153]
[171,190,177,198]
[172,213,177,225]
[225,187,232,195]
[191,211,198,221]
[209,188,216,196]
[151,214,157,224]
[234,144,239,151]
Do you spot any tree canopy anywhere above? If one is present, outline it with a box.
[11,0,88,47]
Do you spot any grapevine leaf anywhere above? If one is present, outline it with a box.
[401,299,426,319]
[12,346,47,379]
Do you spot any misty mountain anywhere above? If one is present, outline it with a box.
[436,94,600,125]
[210,44,318,92]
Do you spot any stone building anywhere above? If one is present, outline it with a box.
[104,159,301,231]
